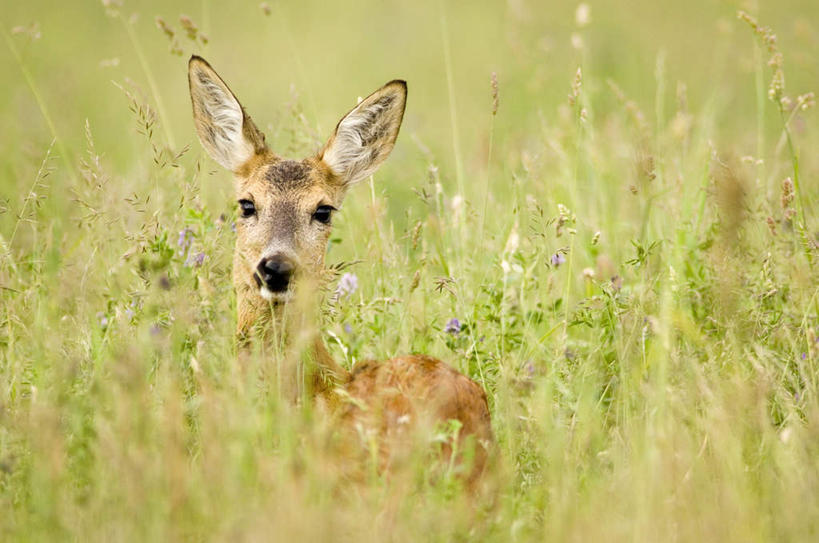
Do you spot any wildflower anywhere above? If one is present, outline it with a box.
[343,323,353,335]
[186,251,206,267]
[797,92,815,111]
[336,273,358,297]
[97,312,109,329]
[444,318,461,335]
[524,361,536,377]
[177,227,193,255]
[582,267,595,279]
[551,253,566,267]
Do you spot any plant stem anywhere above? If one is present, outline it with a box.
[121,14,176,148]
[779,105,813,267]
[1,24,77,181]
[440,6,465,240]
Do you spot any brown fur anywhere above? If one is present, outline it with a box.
[342,355,492,483]
[188,56,493,483]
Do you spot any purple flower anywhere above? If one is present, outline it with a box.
[125,300,138,321]
[444,318,461,335]
[343,323,353,335]
[336,273,358,298]
[185,251,206,267]
[97,311,108,329]
[177,228,193,255]
[551,253,566,267]
[524,360,535,377]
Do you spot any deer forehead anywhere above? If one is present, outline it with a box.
[238,159,338,203]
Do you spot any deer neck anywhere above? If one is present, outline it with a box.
[236,282,350,404]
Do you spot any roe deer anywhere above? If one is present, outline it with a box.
[187,56,492,482]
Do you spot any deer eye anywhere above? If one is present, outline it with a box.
[238,199,256,218]
[312,205,335,225]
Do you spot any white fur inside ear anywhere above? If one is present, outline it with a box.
[192,70,254,171]
[322,90,402,184]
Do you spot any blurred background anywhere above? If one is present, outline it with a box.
[2,0,817,201]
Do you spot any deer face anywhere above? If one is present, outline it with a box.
[231,157,341,303]
[188,56,406,305]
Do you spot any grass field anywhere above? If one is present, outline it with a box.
[1,0,818,540]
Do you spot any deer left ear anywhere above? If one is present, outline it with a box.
[188,56,268,173]
[319,80,407,185]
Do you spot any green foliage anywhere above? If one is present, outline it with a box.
[1,0,818,541]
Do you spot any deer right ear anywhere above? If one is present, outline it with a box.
[319,80,407,186]
[188,56,267,172]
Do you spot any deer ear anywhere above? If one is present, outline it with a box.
[319,80,407,185]
[188,56,267,172]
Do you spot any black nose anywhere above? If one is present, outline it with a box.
[256,255,295,292]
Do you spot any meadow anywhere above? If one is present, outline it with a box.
[1,0,818,540]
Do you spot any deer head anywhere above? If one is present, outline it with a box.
[188,56,406,335]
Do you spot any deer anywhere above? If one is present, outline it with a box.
[187,56,492,483]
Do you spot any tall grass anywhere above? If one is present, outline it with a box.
[1,1,818,541]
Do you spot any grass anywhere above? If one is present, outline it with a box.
[1,0,818,540]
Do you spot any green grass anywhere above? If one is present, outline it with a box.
[1,0,818,540]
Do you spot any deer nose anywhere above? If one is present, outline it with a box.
[256,254,295,292]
